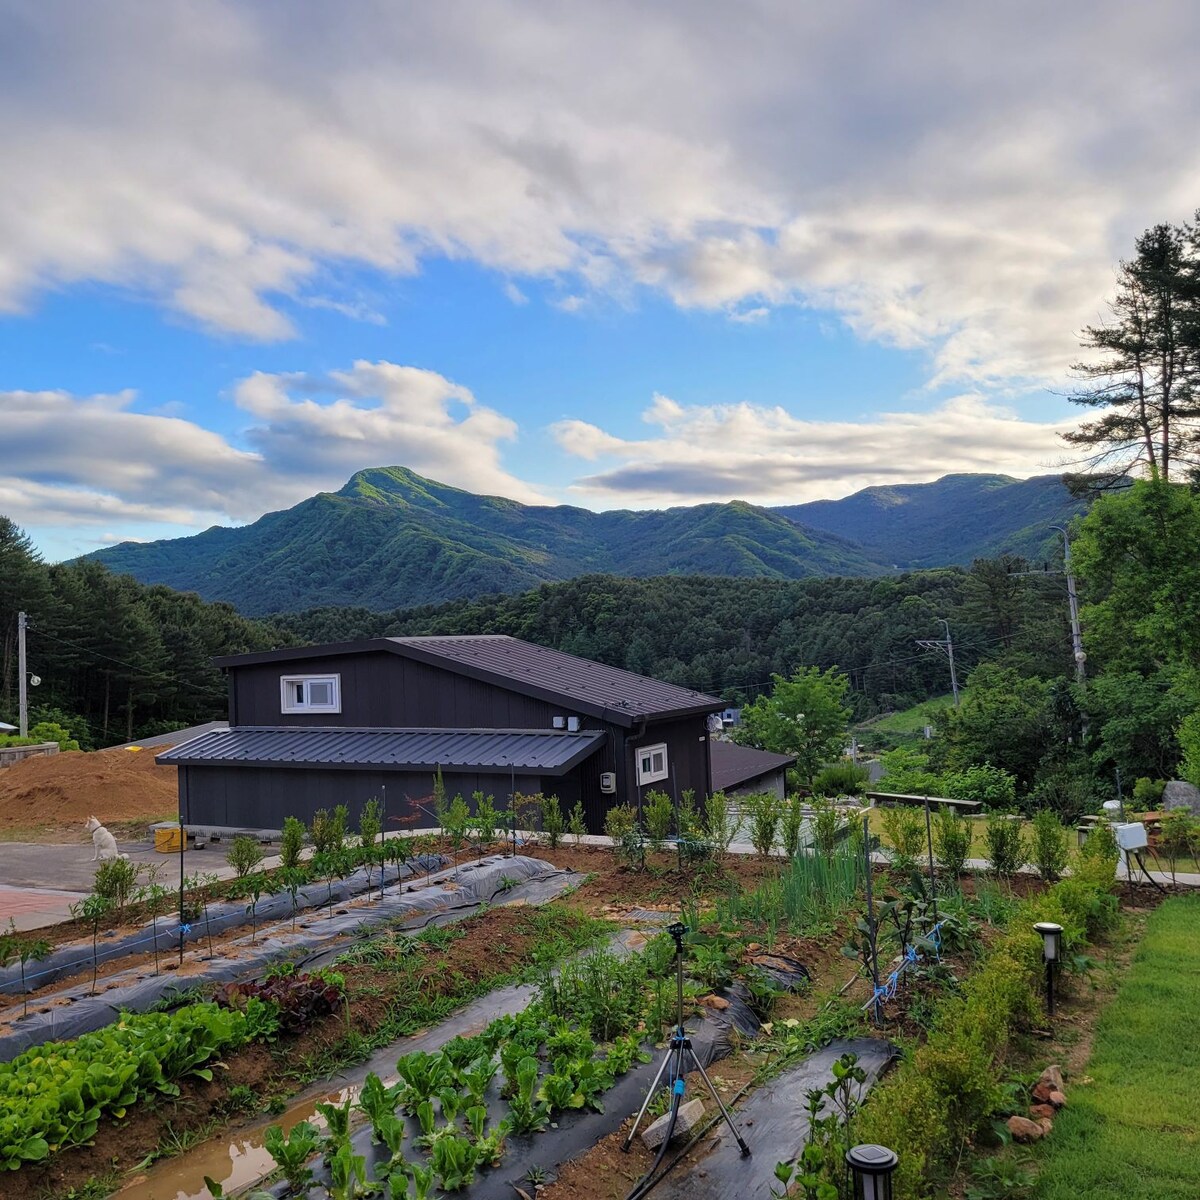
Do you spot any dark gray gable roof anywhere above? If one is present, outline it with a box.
[158,726,605,776]
[214,635,723,726]
[709,740,796,792]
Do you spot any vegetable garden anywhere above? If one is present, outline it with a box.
[0,789,1156,1200]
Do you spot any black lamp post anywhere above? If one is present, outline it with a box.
[846,1144,898,1200]
[1034,921,1063,1016]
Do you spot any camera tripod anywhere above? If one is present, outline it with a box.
[622,922,749,1192]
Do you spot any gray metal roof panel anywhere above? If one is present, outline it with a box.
[709,740,797,792]
[157,726,606,776]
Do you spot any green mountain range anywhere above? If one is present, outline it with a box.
[84,467,1084,615]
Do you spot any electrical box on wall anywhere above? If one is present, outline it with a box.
[567,716,580,731]
[599,772,616,794]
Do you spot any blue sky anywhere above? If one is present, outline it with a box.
[2,1,1196,560]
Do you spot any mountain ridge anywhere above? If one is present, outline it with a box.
[83,466,1084,615]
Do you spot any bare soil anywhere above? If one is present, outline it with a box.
[0,747,178,835]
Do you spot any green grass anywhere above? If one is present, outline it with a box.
[862,694,955,737]
[1032,894,1200,1199]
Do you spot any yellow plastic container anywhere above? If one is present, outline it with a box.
[155,825,184,853]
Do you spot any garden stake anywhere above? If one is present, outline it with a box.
[622,921,749,1199]
[923,798,939,923]
[863,814,883,1026]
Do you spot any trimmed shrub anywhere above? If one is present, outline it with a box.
[742,791,783,858]
[226,835,264,880]
[1030,809,1069,882]
[983,812,1027,878]
[810,761,868,797]
[881,805,926,874]
[643,789,674,851]
[280,816,306,872]
[933,808,972,882]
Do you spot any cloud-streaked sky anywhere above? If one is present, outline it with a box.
[2,0,1198,559]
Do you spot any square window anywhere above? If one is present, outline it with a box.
[636,742,669,785]
[281,674,341,714]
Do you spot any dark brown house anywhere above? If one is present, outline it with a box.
[160,635,737,835]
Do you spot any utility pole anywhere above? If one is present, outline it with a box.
[917,618,960,706]
[1052,526,1087,687]
[17,611,27,737]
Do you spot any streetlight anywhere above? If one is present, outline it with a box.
[846,1144,898,1200]
[1033,921,1063,1016]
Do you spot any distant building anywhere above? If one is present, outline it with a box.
[709,741,796,800]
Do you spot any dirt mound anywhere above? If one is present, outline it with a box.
[0,747,178,831]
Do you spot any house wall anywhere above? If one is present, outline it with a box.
[230,651,569,729]
[725,767,787,801]
[623,715,712,822]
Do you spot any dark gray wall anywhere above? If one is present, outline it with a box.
[231,651,568,729]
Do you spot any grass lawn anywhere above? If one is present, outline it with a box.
[1032,894,1200,1199]
[858,694,955,739]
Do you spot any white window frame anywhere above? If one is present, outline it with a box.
[280,674,341,714]
[636,742,669,785]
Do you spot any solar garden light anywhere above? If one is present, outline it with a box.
[845,1144,898,1200]
[1034,921,1063,1016]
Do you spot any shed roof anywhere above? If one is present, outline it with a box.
[709,740,796,792]
[157,726,605,776]
[113,720,229,750]
[214,635,723,726]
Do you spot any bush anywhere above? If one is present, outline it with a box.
[1132,776,1167,809]
[567,800,587,844]
[941,764,1017,810]
[703,790,741,857]
[227,835,264,880]
[1159,809,1199,880]
[933,809,972,882]
[1077,818,1119,887]
[443,794,471,844]
[280,815,306,872]
[880,805,926,874]
[643,789,674,851]
[811,796,841,856]
[604,804,638,861]
[358,797,383,854]
[1030,809,1069,882]
[27,721,80,750]
[472,791,499,846]
[541,794,565,849]
[93,857,140,919]
[875,746,941,796]
[781,793,806,857]
[810,761,868,797]
[983,813,1027,878]
[742,791,783,858]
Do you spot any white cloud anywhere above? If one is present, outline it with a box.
[0,362,547,549]
[503,281,529,306]
[552,393,1075,506]
[2,2,1196,378]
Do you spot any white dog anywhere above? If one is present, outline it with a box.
[84,816,128,861]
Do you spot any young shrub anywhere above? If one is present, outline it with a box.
[93,856,141,921]
[1030,809,1069,882]
[280,815,306,872]
[541,794,566,849]
[810,760,868,798]
[704,789,741,858]
[443,794,471,846]
[358,797,383,854]
[310,808,339,856]
[811,796,841,856]
[603,804,642,868]
[677,788,700,839]
[933,808,972,883]
[331,804,350,849]
[743,791,783,858]
[1077,818,1119,884]
[0,922,51,1016]
[880,805,925,875]
[1132,776,1166,810]
[983,812,1027,879]
[781,793,806,857]
[471,791,499,847]
[1158,809,1198,884]
[567,800,587,844]
[227,834,264,880]
[643,789,674,851]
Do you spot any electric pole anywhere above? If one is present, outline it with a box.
[17,611,27,737]
[917,618,960,706]
[1051,525,1087,687]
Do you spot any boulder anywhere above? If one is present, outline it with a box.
[642,1099,705,1150]
[1162,781,1200,817]
[1037,1064,1065,1092]
[1030,1103,1056,1120]
[1048,1089,1067,1109]
[1007,1115,1045,1143]
[1032,1081,1055,1103]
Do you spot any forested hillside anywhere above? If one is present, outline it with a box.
[0,519,284,747]
[276,562,1075,719]
[87,466,886,614]
[778,473,1085,567]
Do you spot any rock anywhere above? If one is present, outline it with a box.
[1038,1117,1054,1135]
[642,1099,705,1150]
[1029,1103,1056,1120]
[1038,1064,1065,1091]
[1032,1082,1054,1103]
[1048,1089,1067,1109]
[1007,1115,1046,1143]
[700,994,730,1010]
[1163,780,1200,817]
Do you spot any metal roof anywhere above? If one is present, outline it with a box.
[709,740,796,792]
[157,726,606,776]
[213,635,724,726]
[113,720,229,750]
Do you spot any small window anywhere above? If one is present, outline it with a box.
[636,742,669,785]
[281,674,341,713]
